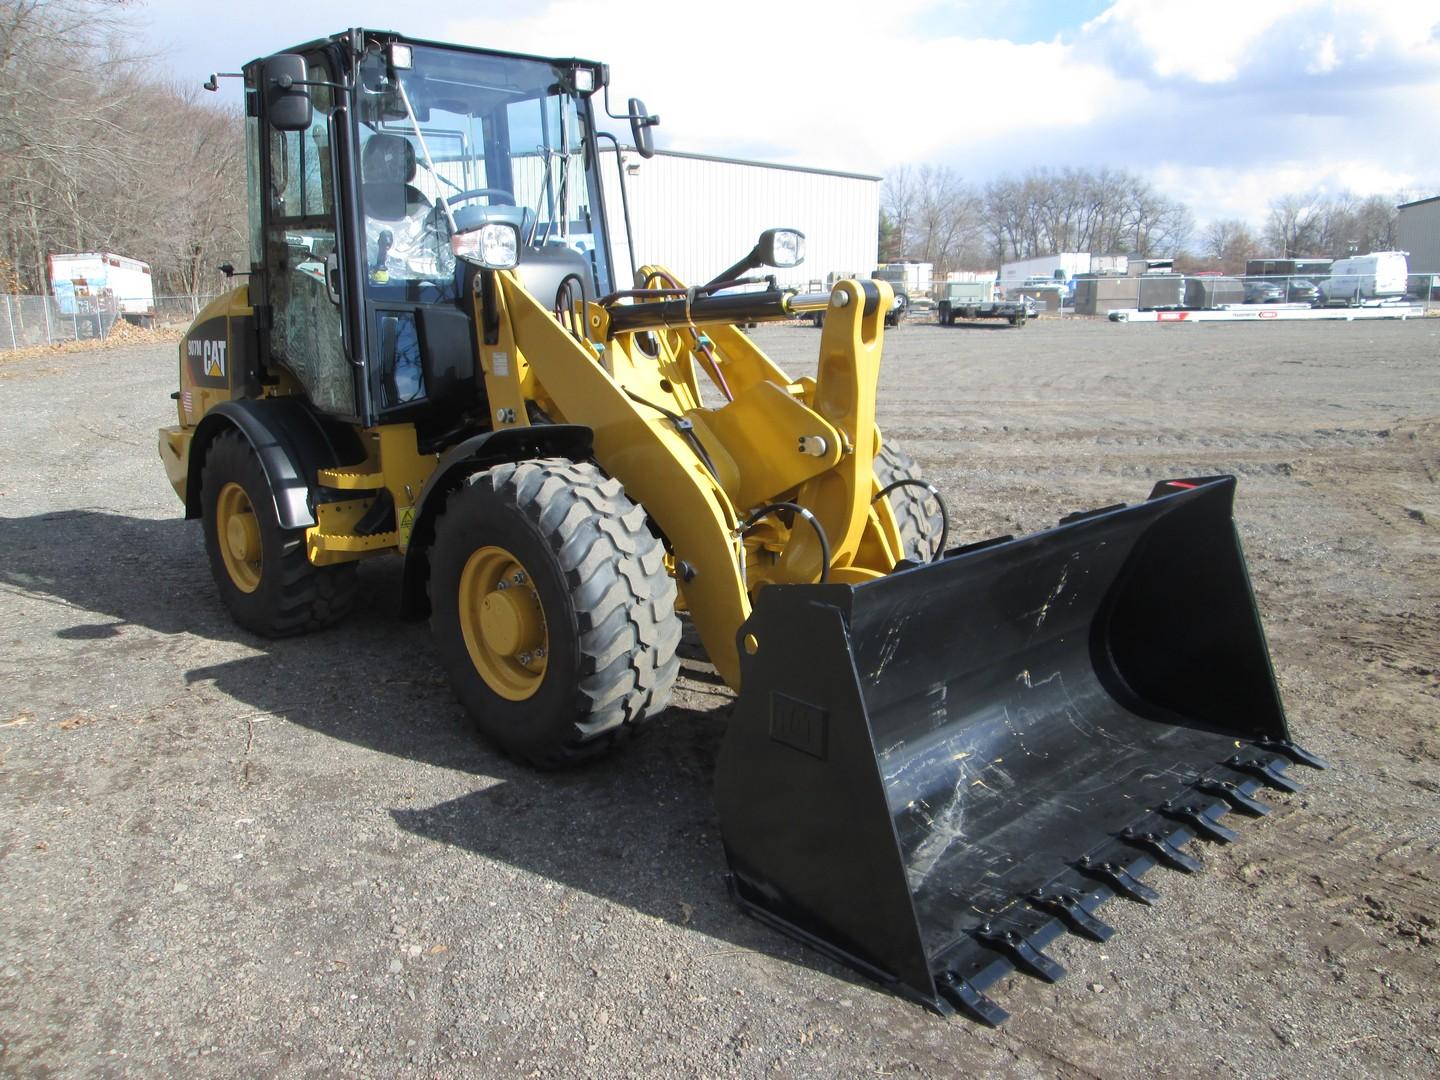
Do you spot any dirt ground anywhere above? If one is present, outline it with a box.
[1,314,1436,1078]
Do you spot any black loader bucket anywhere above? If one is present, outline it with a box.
[715,476,1326,1025]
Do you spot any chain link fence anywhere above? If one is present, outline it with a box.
[0,294,223,351]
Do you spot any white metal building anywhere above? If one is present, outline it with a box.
[597,148,880,289]
[1396,195,1440,275]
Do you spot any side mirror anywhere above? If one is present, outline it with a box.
[628,97,658,159]
[263,53,313,132]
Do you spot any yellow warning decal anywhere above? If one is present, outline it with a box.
[398,506,416,546]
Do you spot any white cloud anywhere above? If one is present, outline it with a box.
[1307,33,1339,75]
[1150,159,1423,230]
[1082,0,1312,82]
[142,0,1440,227]
[441,3,1131,173]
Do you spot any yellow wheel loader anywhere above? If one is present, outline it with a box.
[160,30,1325,1024]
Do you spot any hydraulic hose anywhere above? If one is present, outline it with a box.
[872,478,950,562]
[740,502,831,584]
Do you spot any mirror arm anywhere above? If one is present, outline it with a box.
[600,82,656,124]
[272,76,351,93]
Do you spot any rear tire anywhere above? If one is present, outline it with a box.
[429,458,681,768]
[874,442,945,563]
[200,429,357,636]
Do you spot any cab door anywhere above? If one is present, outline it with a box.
[255,51,357,419]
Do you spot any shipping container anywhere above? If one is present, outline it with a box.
[1244,257,1333,279]
[1072,276,1138,315]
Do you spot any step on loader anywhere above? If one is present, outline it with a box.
[160,29,1325,1023]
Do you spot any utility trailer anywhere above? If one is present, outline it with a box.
[1109,301,1424,323]
[936,280,1033,326]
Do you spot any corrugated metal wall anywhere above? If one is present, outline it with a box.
[597,150,880,289]
[1397,198,1440,275]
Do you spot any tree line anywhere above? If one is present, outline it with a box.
[0,0,246,301]
[882,164,1411,279]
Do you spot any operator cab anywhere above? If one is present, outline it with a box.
[242,31,616,440]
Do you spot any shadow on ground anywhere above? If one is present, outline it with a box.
[0,508,877,997]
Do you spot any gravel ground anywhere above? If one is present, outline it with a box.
[1,315,1436,1078]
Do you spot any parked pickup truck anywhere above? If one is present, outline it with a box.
[936,281,1034,326]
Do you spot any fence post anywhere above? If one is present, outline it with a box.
[6,295,14,349]
[42,294,52,345]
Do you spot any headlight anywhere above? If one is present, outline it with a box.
[758,228,805,269]
[452,222,519,270]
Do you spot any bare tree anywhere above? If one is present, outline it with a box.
[1201,218,1258,273]
[882,164,989,275]
[978,166,1192,263]
[1262,193,1325,257]
[0,0,247,298]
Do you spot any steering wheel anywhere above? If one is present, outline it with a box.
[445,188,516,207]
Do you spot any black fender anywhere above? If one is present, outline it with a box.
[400,424,595,618]
[185,399,356,530]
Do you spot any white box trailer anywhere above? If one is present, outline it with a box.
[998,252,1095,292]
[48,252,156,328]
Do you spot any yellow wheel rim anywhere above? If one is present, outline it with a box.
[216,481,262,593]
[458,545,547,701]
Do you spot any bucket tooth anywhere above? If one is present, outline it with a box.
[1159,800,1239,844]
[1027,888,1115,943]
[1227,754,1303,794]
[1257,738,1331,771]
[1198,778,1272,817]
[1121,825,1203,873]
[1076,856,1159,905]
[973,925,1066,983]
[937,973,1009,1028]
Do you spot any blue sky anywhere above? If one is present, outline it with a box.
[141,0,1440,230]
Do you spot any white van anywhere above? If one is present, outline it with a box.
[1319,251,1410,306]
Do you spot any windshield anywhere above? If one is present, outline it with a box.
[354,43,610,297]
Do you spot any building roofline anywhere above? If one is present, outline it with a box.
[1397,194,1440,210]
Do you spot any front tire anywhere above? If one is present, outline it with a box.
[874,442,945,563]
[430,458,681,768]
[200,429,357,636]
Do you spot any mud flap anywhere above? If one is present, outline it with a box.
[715,476,1326,1024]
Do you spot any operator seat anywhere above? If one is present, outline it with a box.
[360,132,431,224]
